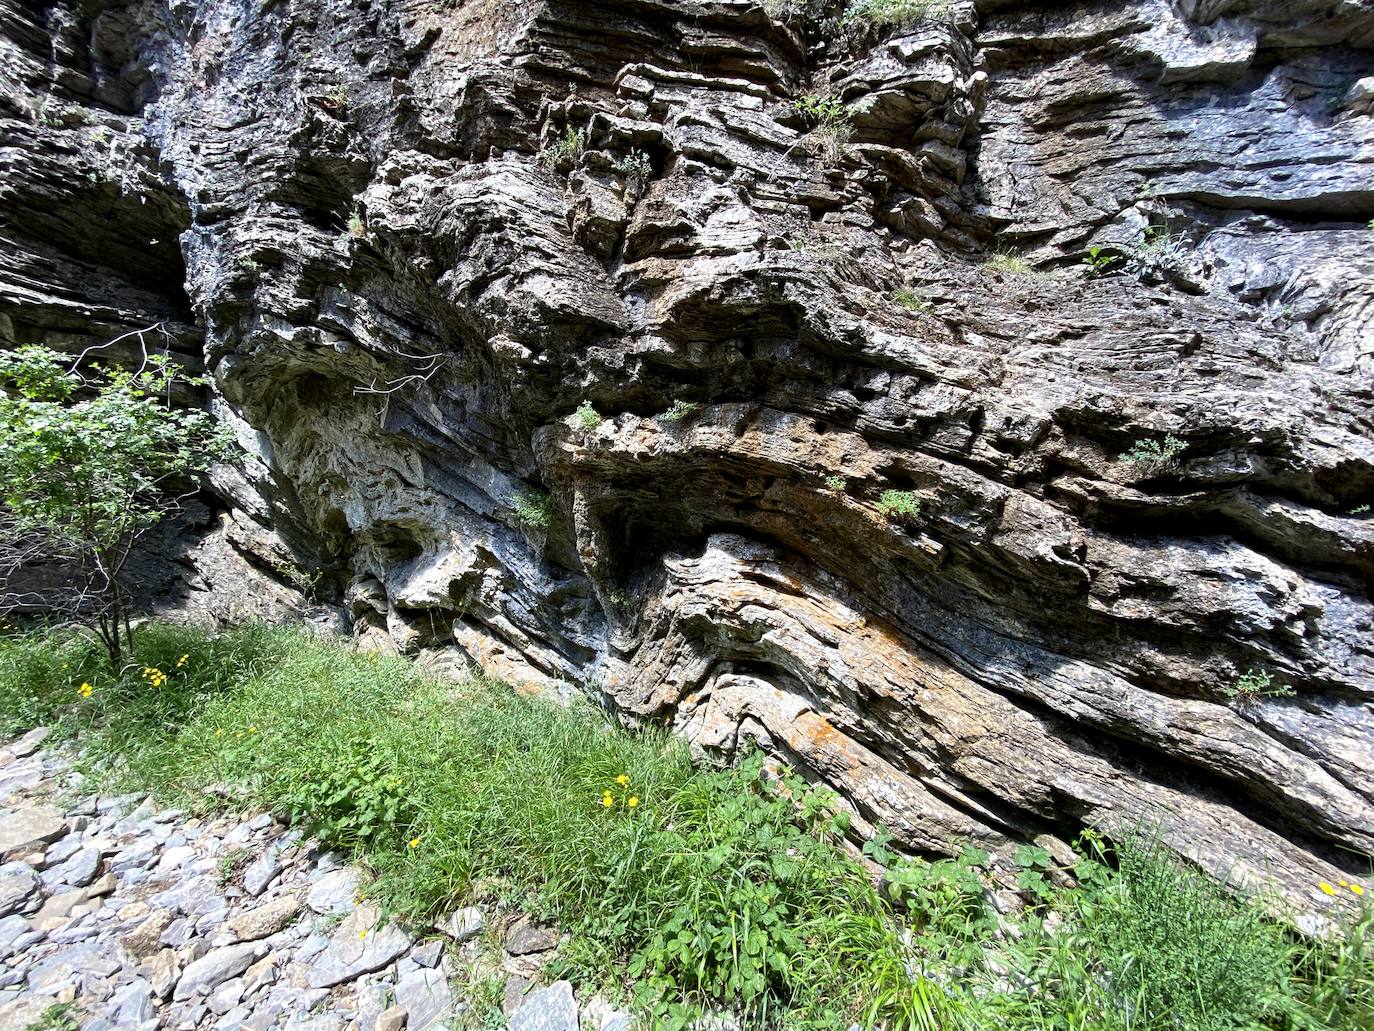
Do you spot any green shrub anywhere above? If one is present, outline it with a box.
[825,474,847,493]
[876,489,921,520]
[1225,668,1294,703]
[615,150,653,196]
[538,126,585,172]
[574,400,602,430]
[659,400,700,423]
[1082,245,1122,277]
[1118,435,1186,467]
[0,347,231,666]
[793,94,852,157]
[512,490,555,529]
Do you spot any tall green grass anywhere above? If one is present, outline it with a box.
[2,622,1371,1031]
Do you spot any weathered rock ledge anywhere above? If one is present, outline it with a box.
[1,0,1371,913]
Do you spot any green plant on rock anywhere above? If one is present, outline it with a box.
[512,490,555,529]
[660,399,700,423]
[616,149,653,197]
[0,343,233,667]
[876,489,921,521]
[340,208,365,242]
[1117,435,1186,468]
[1082,245,1122,277]
[574,400,602,430]
[323,84,349,112]
[985,251,1034,276]
[892,287,931,313]
[843,0,954,28]
[538,125,586,172]
[825,474,847,493]
[1225,668,1295,703]
[793,93,853,158]
[26,1002,81,1031]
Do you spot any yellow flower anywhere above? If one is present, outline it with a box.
[601,794,614,808]
[176,654,188,667]
[616,774,629,786]
[77,682,93,698]
[1319,882,1336,896]
[358,929,368,940]
[408,837,421,849]
[248,725,258,733]
[214,728,224,737]
[627,797,639,808]
[1353,884,1365,896]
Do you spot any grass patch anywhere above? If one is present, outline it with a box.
[2,623,1372,1030]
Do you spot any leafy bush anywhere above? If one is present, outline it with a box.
[659,400,700,423]
[574,400,602,430]
[1226,668,1294,703]
[615,150,653,196]
[793,94,852,158]
[512,490,555,529]
[825,474,847,493]
[1118,435,1186,467]
[0,346,231,665]
[876,489,921,520]
[1082,245,1122,277]
[538,126,585,172]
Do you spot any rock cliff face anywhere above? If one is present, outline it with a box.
[2,0,1372,913]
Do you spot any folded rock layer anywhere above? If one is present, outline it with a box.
[1,0,1371,913]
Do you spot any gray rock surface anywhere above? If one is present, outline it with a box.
[306,909,412,989]
[0,0,1371,923]
[510,980,579,1031]
[395,966,453,1030]
[173,942,266,1000]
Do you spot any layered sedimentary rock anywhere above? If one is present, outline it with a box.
[2,0,1371,914]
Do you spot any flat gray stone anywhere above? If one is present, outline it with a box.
[227,893,301,942]
[173,941,266,1000]
[26,940,119,991]
[0,870,37,917]
[306,908,411,989]
[8,726,50,759]
[410,939,443,967]
[305,868,359,914]
[242,853,281,897]
[0,808,66,860]
[0,995,52,1031]
[504,915,558,955]
[395,966,452,1030]
[434,905,484,943]
[42,847,101,889]
[114,978,157,1024]
[509,980,578,1031]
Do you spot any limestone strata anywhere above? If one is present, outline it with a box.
[1,0,1371,913]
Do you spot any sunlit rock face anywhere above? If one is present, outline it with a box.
[2,0,1371,912]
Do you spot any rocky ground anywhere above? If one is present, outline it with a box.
[0,728,636,1031]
